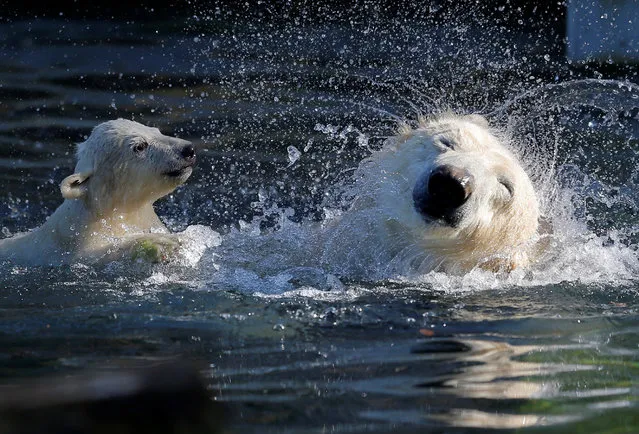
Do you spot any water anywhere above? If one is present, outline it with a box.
[1,4,639,433]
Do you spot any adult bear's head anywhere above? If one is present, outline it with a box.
[363,114,540,272]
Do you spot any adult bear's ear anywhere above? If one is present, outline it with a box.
[464,114,489,128]
[60,171,92,200]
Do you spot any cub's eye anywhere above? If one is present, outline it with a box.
[133,141,148,153]
[498,177,515,197]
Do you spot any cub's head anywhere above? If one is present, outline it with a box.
[60,119,196,213]
[378,114,539,271]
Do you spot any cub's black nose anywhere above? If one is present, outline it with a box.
[181,144,196,162]
[413,165,474,224]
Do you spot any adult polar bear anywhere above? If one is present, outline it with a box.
[323,113,541,276]
[0,119,196,266]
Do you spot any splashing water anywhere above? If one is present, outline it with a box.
[179,79,639,296]
[286,145,302,167]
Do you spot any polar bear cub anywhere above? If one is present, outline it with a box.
[335,113,540,274]
[0,119,196,266]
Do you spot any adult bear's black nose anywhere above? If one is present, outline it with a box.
[413,165,474,224]
[181,143,196,162]
[428,165,474,209]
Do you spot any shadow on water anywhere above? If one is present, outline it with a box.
[0,1,639,433]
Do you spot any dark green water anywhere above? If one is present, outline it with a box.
[1,5,639,433]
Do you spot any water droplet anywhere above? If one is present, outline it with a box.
[287,145,301,166]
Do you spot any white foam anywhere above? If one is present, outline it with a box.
[176,224,222,267]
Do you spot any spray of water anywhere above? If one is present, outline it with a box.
[185,79,639,296]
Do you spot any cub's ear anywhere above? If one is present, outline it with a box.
[464,114,489,128]
[60,171,92,200]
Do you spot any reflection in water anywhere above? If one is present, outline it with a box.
[434,408,570,429]
[415,340,557,398]
[413,338,587,429]
[212,331,608,431]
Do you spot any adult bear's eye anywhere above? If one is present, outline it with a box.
[435,136,454,150]
[133,140,148,153]
[498,177,515,197]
